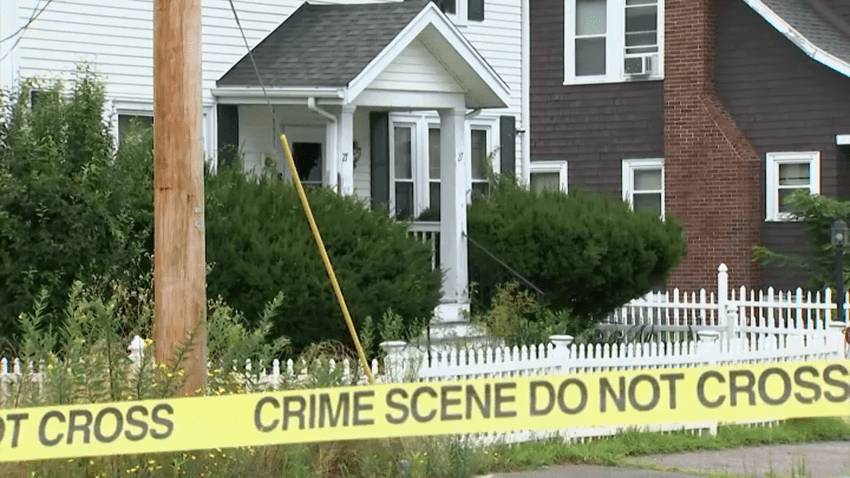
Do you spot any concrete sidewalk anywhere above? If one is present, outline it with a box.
[485,441,850,477]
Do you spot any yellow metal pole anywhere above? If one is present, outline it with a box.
[280,134,375,384]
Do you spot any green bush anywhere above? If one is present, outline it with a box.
[205,170,441,352]
[472,281,587,347]
[467,175,686,327]
[0,71,154,342]
[753,190,849,290]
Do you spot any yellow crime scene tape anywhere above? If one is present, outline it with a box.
[2,360,849,462]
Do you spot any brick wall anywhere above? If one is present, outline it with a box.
[664,0,762,290]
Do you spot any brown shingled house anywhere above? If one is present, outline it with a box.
[530,0,850,291]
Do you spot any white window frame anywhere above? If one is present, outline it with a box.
[389,113,500,217]
[112,101,153,149]
[529,160,569,192]
[765,151,820,222]
[389,121,419,218]
[564,0,664,85]
[469,124,494,195]
[437,0,484,26]
[622,158,664,218]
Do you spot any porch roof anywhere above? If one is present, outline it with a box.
[215,0,509,109]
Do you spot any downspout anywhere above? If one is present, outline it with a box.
[465,108,482,118]
[521,0,531,185]
[307,97,338,189]
[308,96,336,124]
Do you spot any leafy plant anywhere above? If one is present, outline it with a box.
[0,70,154,342]
[753,190,850,290]
[205,169,441,352]
[472,281,585,347]
[467,174,686,326]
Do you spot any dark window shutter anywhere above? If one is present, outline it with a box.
[370,112,390,210]
[217,105,239,171]
[499,115,516,175]
[468,0,484,21]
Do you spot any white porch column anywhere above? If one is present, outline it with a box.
[324,118,339,191]
[338,105,356,195]
[435,107,469,323]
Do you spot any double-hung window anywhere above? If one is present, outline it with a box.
[765,152,820,221]
[530,161,569,192]
[470,128,490,195]
[566,0,663,84]
[117,113,154,145]
[428,128,442,213]
[393,124,416,218]
[622,158,664,217]
[389,114,498,218]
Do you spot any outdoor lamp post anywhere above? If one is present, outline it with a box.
[831,219,848,322]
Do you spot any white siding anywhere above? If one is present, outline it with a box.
[461,0,524,174]
[371,39,466,93]
[7,0,524,172]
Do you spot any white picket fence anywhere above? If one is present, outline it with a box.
[3,262,848,445]
[600,263,849,346]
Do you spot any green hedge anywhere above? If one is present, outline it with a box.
[205,171,441,351]
[467,176,686,326]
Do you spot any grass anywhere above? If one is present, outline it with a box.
[479,417,850,473]
[2,418,847,477]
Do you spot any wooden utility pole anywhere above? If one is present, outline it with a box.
[153,0,206,394]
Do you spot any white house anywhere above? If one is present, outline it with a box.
[0,0,531,326]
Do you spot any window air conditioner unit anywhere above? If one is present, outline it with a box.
[624,54,655,77]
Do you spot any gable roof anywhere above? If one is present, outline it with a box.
[743,0,850,78]
[216,0,510,108]
[218,0,431,88]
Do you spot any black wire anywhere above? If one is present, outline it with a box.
[226,0,277,137]
[463,231,545,297]
[0,0,55,63]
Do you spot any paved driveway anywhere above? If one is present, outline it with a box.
[485,441,850,477]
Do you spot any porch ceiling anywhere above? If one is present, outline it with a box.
[213,0,509,110]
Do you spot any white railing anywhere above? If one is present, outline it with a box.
[409,221,440,270]
[600,263,849,344]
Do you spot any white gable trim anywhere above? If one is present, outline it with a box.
[742,0,850,78]
[346,3,510,109]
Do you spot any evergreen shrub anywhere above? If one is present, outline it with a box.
[205,170,441,351]
[467,176,686,327]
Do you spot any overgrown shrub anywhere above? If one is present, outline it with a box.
[472,281,587,347]
[753,190,849,290]
[205,170,441,351]
[0,71,154,342]
[467,175,686,327]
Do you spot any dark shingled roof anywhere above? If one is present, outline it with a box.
[760,0,850,67]
[217,0,432,88]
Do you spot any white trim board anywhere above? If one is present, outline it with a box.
[742,0,850,79]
